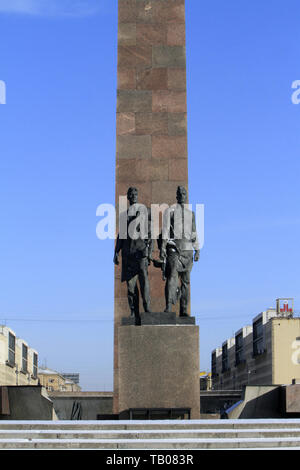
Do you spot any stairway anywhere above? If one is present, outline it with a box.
[0,419,300,449]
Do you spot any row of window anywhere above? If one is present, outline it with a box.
[7,332,38,378]
[212,318,264,376]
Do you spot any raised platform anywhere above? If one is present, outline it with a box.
[121,312,195,326]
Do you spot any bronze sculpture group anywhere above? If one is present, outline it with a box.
[114,186,200,321]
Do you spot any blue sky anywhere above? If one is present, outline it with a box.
[0,0,299,390]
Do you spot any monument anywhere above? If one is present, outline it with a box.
[114,0,200,418]
[114,186,152,325]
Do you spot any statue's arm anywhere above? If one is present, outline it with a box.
[192,212,200,260]
[113,234,122,264]
[160,208,170,259]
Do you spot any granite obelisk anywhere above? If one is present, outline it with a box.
[114,0,192,415]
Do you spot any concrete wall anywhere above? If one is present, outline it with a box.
[282,383,300,414]
[200,390,242,415]
[226,385,282,419]
[0,386,56,420]
[49,392,113,420]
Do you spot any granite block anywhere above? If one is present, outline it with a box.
[118,323,200,419]
[116,158,169,182]
[136,23,167,45]
[167,23,186,46]
[135,112,168,135]
[118,0,136,23]
[168,112,187,135]
[152,135,187,159]
[168,158,188,181]
[136,0,154,24]
[117,90,152,112]
[117,68,137,90]
[118,45,152,68]
[117,134,152,159]
[152,90,187,112]
[118,23,137,46]
[153,0,186,24]
[116,112,135,135]
[167,68,186,90]
[153,46,186,68]
[284,384,300,413]
[136,68,168,90]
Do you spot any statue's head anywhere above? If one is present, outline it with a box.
[127,186,138,204]
[176,186,187,204]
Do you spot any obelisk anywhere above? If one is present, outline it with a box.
[114,0,190,414]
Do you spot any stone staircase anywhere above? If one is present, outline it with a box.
[0,419,300,449]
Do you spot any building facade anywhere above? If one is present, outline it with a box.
[61,373,80,385]
[0,325,38,386]
[200,371,212,390]
[212,299,300,390]
[38,368,81,392]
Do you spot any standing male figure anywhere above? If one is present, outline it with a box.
[114,187,152,323]
[160,186,200,316]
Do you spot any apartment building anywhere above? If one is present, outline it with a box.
[38,367,81,392]
[0,325,38,386]
[212,299,300,390]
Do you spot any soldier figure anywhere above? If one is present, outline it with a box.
[160,186,200,316]
[114,187,152,323]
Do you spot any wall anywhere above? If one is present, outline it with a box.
[49,392,113,420]
[226,385,282,419]
[273,318,300,385]
[200,390,242,415]
[0,386,56,420]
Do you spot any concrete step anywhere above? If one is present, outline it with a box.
[0,419,300,449]
[1,437,300,449]
[1,419,300,430]
[1,428,300,440]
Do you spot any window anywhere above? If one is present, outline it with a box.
[222,344,229,372]
[32,353,38,379]
[253,318,265,356]
[235,332,244,365]
[8,332,15,366]
[22,344,28,373]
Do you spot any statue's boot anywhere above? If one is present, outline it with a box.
[164,303,173,313]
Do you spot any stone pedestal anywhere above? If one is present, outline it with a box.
[118,314,200,419]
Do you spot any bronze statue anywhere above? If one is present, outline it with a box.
[159,186,200,316]
[114,187,152,323]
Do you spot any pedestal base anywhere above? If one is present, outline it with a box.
[117,318,200,419]
[121,312,195,326]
